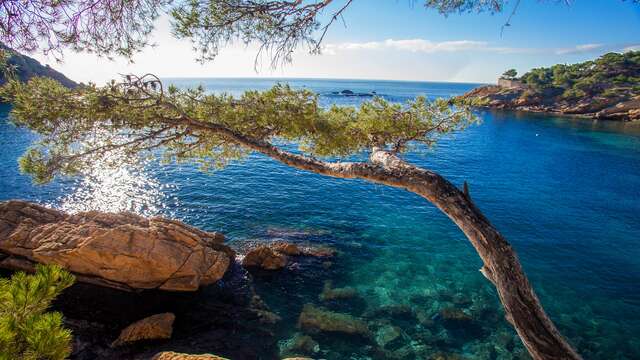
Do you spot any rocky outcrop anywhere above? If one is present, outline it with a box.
[0,200,234,291]
[151,352,229,360]
[111,313,175,347]
[458,85,640,121]
[242,245,288,270]
[241,242,336,271]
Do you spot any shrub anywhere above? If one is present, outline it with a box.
[0,264,75,360]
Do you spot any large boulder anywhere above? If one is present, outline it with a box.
[111,313,175,347]
[0,200,234,291]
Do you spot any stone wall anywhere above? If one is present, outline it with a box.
[497,78,525,89]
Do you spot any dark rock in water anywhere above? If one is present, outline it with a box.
[241,241,337,272]
[330,89,376,97]
[431,351,466,360]
[319,280,358,301]
[111,313,175,347]
[374,324,401,348]
[0,200,234,292]
[278,332,320,357]
[298,304,371,338]
[152,352,229,359]
[439,307,472,323]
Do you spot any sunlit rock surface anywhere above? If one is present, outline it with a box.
[112,313,176,347]
[0,200,234,291]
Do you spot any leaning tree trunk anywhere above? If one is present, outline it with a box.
[183,118,582,360]
[366,149,582,360]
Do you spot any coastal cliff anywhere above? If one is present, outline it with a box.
[0,44,77,88]
[458,51,640,121]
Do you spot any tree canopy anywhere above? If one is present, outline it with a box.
[510,50,640,99]
[1,0,522,62]
[1,75,472,183]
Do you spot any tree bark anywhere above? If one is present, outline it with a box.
[181,118,582,360]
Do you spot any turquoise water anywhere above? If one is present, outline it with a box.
[1,78,640,359]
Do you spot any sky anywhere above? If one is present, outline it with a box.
[33,0,640,85]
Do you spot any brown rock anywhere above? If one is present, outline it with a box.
[111,313,175,347]
[298,304,370,337]
[0,200,234,291]
[439,307,472,323]
[242,245,288,270]
[151,352,229,360]
[319,280,358,301]
[271,241,302,256]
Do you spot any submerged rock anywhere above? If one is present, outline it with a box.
[0,200,234,291]
[319,280,358,301]
[242,245,288,270]
[111,313,175,347]
[151,352,229,360]
[298,304,370,337]
[279,332,320,357]
[375,324,402,348]
[242,241,336,271]
[439,307,472,323]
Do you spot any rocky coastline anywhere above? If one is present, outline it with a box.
[458,51,640,122]
[457,84,640,121]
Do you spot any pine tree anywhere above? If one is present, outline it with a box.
[0,264,75,360]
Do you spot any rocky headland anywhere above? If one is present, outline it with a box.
[458,51,640,121]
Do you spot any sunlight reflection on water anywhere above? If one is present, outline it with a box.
[54,148,169,216]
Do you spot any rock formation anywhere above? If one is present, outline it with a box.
[151,352,229,360]
[298,304,370,337]
[111,313,175,347]
[241,241,336,271]
[241,245,288,270]
[458,84,640,121]
[0,200,234,291]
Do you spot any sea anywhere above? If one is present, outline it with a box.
[1,78,639,359]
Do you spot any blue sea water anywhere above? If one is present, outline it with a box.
[1,78,640,359]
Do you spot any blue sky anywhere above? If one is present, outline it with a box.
[36,0,640,84]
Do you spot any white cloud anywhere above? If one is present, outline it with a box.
[555,43,604,55]
[325,39,488,54]
[323,39,625,56]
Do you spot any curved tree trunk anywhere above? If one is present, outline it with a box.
[366,149,582,360]
[181,118,582,360]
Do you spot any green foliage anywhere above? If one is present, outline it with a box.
[513,51,640,101]
[0,264,75,360]
[0,75,474,183]
[501,69,517,79]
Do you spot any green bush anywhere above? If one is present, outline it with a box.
[0,264,75,360]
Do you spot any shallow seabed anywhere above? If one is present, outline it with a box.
[1,78,639,359]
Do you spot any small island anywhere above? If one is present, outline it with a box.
[459,51,640,121]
